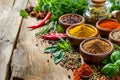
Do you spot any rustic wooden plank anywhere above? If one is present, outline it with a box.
[0,0,28,80]
[10,0,73,80]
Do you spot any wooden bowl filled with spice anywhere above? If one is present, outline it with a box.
[96,19,120,37]
[59,14,85,30]
[109,29,120,46]
[80,37,114,65]
[66,24,99,46]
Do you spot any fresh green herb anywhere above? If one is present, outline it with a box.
[101,63,119,77]
[44,38,73,64]
[114,60,120,70]
[33,6,41,12]
[56,25,64,33]
[20,9,29,18]
[36,0,87,21]
[111,50,120,63]
[101,44,120,77]
[110,0,120,12]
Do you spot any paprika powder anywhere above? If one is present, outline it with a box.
[99,20,120,30]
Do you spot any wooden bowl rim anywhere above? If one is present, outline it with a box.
[96,19,119,31]
[109,29,120,41]
[66,24,99,40]
[80,37,114,56]
[59,13,85,26]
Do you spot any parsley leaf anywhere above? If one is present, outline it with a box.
[20,9,28,18]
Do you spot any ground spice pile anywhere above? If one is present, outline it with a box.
[82,39,111,54]
[69,25,96,38]
[99,20,120,30]
[112,30,120,40]
[73,64,93,80]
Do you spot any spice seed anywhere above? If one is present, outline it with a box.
[68,75,71,79]
[47,59,49,62]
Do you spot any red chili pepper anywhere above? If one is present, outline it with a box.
[28,12,51,29]
[40,32,66,40]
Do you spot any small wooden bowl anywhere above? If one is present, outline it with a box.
[80,72,93,80]
[66,24,99,46]
[109,29,120,46]
[59,14,85,30]
[80,37,114,65]
[96,19,119,37]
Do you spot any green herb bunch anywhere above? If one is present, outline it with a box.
[35,0,87,21]
[44,38,73,64]
[110,0,120,12]
[101,44,120,77]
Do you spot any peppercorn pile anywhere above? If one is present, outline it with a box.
[59,52,81,70]
[82,39,111,54]
[61,15,82,24]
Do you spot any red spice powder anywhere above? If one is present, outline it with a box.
[99,20,120,30]
[73,64,93,80]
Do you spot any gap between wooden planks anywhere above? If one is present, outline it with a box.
[0,0,28,80]
[10,0,73,80]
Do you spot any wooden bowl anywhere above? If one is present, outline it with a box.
[80,37,114,65]
[80,72,93,80]
[109,29,120,46]
[96,19,119,37]
[66,24,99,46]
[59,14,85,30]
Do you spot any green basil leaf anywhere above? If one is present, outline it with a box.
[108,64,119,77]
[114,60,120,69]
[54,51,64,64]
[44,45,57,53]
[20,9,28,18]
[111,50,120,63]
[102,56,112,64]
[101,63,113,74]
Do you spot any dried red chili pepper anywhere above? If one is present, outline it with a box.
[40,32,66,40]
[28,12,51,29]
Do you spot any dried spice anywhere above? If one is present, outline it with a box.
[99,20,120,30]
[69,25,96,38]
[61,15,82,24]
[59,52,81,70]
[82,39,111,54]
[112,30,120,40]
[73,64,93,80]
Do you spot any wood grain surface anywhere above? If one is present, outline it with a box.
[10,0,73,80]
[0,0,28,80]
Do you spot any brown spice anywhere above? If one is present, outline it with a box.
[68,75,71,79]
[82,39,111,54]
[47,59,49,62]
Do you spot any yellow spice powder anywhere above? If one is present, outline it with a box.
[69,25,96,38]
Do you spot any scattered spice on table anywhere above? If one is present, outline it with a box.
[61,14,82,24]
[89,65,108,80]
[99,20,120,30]
[68,75,71,79]
[73,64,93,80]
[82,39,111,54]
[69,25,96,38]
[59,52,81,70]
[112,30,120,40]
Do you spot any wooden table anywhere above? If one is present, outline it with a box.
[0,0,73,80]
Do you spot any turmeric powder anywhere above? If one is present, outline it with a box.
[69,25,96,38]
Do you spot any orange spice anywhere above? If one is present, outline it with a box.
[73,64,93,80]
[99,20,120,30]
